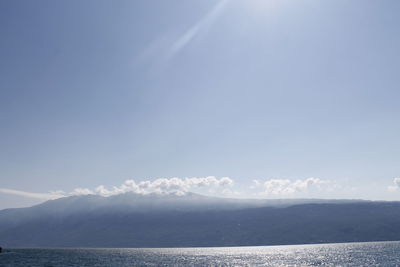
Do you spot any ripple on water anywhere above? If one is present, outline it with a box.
[1,241,400,267]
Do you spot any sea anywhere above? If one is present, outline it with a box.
[1,241,400,266]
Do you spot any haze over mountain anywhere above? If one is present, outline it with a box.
[1,192,400,248]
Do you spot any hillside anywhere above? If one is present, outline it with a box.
[1,193,398,248]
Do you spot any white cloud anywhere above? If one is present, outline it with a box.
[388,178,400,192]
[253,177,332,197]
[0,176,234,200]
[0,188,64,200]
[0,176,344,200]
[87,176,234,197]
[70,188,93,196]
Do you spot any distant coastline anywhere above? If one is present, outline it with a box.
[1,193,400,248]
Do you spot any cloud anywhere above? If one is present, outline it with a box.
[167,0,228,59]
[0,176,234,200]
[388,178,400,192]
[0,188,64,200]
[252,177,332,197]
[88,176,234,197]
[70,188,93,196]
[0,176,342,200]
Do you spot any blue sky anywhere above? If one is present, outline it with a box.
[1,0,400,209]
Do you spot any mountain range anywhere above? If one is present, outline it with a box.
[1,192,400,248]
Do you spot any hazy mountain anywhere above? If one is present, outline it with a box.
[1,192,399,248]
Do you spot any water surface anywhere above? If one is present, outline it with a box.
[1,241,400,266]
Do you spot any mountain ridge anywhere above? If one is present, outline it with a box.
[1,192,399,248]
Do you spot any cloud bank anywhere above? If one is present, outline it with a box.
[0,176,234,200]
[252,177,332,197]
[79,176,234,197]
[6,176,395,201]
[388,178,400,192]
[0,188,64,200]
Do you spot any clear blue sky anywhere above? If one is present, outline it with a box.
[1,0,400,209]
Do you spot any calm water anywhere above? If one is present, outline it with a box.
[1,241,400,266]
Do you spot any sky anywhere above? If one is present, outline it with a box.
[1,0,400,209]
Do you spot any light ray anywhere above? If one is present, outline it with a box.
[167,0,229,59]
